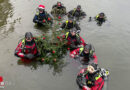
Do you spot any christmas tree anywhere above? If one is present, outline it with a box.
[34,17,68,64]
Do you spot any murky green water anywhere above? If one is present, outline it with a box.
[0,0,130,90]
[0,0,12,26]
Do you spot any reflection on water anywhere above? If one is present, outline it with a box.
[0,0,130,89]
[0,0,12,27]
[0,18,21,39]
[0,0,21,39]
[34,24,50,33]
[17,59,44,70]
[48,59,68,75]
[17,58,68,75]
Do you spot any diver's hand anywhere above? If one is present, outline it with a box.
[74,55,80,59]
[24,54,29,59]
[27,54,35,59]
[82,86,88,90]
[56,28,62,31]
[38,20,42,24]
[24,54,35,59]
[76,30,81,33]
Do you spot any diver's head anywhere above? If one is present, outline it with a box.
[25,32,33,42]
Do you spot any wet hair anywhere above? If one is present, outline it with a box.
[99,12,105,16]
[57,1,62,6]
[77,5,81,9]
[25,32,33,39]
[70,28,77,33]
[84,44,92,51]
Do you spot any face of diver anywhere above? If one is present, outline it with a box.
[99,14,104,18]
[57,3,61,7]
[77,8,80,11]
[87,65,95,74]
[84,49,89,54]
[25,37,33,42]
[69,20,73,23]
[39,8,44,13]
[71,31,76,36]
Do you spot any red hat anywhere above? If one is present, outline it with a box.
[38,5,45,9]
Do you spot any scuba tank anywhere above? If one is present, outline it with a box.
[99,68,110,80]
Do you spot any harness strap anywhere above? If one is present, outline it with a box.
[72,8,76,16]
[65,32,69,38]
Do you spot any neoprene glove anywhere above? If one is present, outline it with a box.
[24,54,35,59]
[35,20,39,23]
[24,54,29,59]
[70,44,77,49]
[82,77,87,85]
[38,21,42,24]
[76,30,81,33]
[74,55,80,59]
[27,54,35,59]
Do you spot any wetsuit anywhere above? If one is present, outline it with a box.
[77,68,104,90]
[65,31,85,49]
[33,11,52,25]
[68,8,86,18]
[61,20,81,32]
[15,39,38,59]
[70,47,97,63]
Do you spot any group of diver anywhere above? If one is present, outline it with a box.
[14,2,109,90]
[33,2,106,26]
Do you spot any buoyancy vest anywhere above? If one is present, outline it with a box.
[85,72,102,86]
[72,8,77,16]
[65,32,81,45]
[36,11,48,20]
[65,31,79,39]
[72,8,82,17]
[21,39,37,54]
[96,14,106,20]
[79,47,94,57]
[65,20,76,29]
[96,15,99,19]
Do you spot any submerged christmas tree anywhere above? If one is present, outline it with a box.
[34,18,68,63]
[17,16,69,73]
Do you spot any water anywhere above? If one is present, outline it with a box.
[0,0,130,90]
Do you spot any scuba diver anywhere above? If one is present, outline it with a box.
[68,5,86,20]
[70,44,97,64]
[65,28,85,50]
[33,5,53,26]
[76,63,109,90]
[15,32,39,60]
[51,1,66,17]
[95,12,106,26]
[59,19,81,33]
